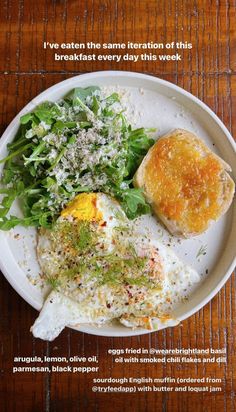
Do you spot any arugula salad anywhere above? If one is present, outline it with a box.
[0,86,155,230]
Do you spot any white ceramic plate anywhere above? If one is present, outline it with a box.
[0,71,235,337]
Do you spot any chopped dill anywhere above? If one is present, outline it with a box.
[46,276,61,289]
[76,221,93,250]
[52,219,98,254]
[124,275,152,287]
[196,244,207,259]
[43,218,160,290]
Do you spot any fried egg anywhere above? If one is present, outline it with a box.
[37,192,127,278]
[31,195,199,341]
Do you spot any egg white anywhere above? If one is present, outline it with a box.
[32,222,199,341]
[37,193,127,277]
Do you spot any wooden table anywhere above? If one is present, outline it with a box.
[0,1,235,411]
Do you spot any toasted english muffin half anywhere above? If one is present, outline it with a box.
[134,129,235,238]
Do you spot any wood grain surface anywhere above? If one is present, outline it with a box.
[0,1,235,411]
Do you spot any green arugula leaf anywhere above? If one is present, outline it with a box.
[120,188,147,213]
[67,86,100,104]
[91,96,99,115]
[0,215,39,230]
[105,93,120,105]
[52,120,77,132]
[20,113,33,124]
[0,86,156,230]
[34,102,61,124]
[117,188,151,219]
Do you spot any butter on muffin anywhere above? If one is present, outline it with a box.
[134,129,235,237]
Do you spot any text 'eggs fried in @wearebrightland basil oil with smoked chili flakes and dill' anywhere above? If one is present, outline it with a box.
[0,85,233,341]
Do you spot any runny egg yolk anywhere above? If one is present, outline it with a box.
[60,193,103,222]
